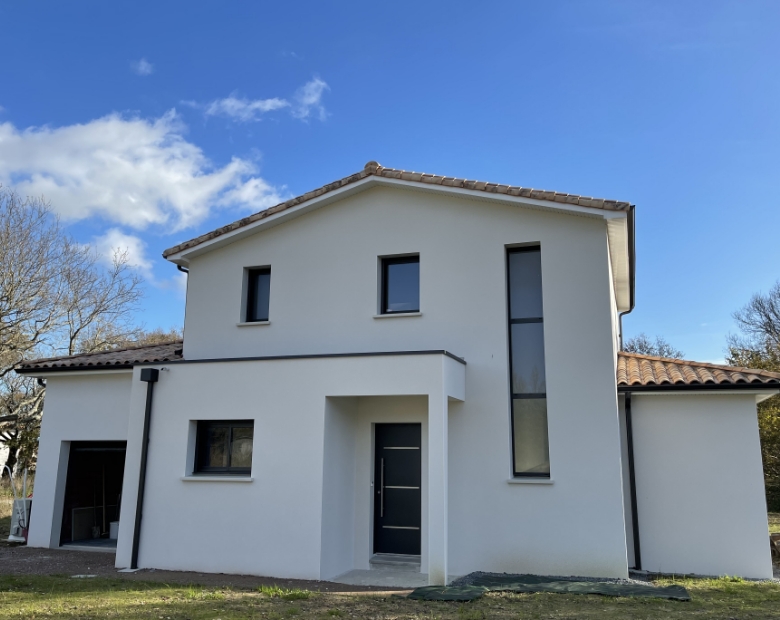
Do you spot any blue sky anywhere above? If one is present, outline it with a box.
[1,1,778,362]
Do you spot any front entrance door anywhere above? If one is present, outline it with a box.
[373,423,421,555]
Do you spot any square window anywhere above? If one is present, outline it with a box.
[245,268,271,322]
[381,256,420,314]
[195,420,254,475]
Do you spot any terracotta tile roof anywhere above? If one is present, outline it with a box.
[618,351,780,389]
[18,343,780,392]
[162,161,634,258]
[17,341,183,372]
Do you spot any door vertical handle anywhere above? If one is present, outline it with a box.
[380,457,384,518]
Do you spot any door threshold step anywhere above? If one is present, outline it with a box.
[370,553,421,570]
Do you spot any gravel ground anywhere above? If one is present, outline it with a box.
[2,541,778,590]
[0,544,405,592]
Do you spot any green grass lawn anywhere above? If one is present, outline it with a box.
[770,512,780,534]
[0,575,778,620]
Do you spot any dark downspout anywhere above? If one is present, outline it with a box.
[625,392,642,570]
[131,368,159,570]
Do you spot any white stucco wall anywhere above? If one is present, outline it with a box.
[630,393,772,579]
[114,355,461,582]
[27,371,133,548]
[175,185,629,578]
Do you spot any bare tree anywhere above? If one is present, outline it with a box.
[728,281,780,510]
[622,332,684,359]
[733,281,780,348]
[0,188,145,475]
[0,373,45,475]
[76,326,183,354]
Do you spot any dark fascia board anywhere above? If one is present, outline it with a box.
[17,349,467,375]
[135,350,467,367]
[619,382,780,393]
[16,363,135,375]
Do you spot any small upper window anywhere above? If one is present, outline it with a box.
[195,420,254,475]
[245,267,271,322]
[381,256,420,314]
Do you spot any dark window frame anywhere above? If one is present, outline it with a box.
[194,420,254,475]
[381,255,420,315]
[245,267,271,322]
[506,246,550,478]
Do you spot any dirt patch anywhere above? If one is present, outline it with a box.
[0,545,407,593]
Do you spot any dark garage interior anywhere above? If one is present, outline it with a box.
[60,441,127,549]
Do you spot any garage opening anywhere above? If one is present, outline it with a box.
[59,441,126,550]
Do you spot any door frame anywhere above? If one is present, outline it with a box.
[349,397,428,572]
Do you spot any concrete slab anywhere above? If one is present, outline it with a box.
[332,568,429,588]
[369,554,421,573]
[59,542,116,554]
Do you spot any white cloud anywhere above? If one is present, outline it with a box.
[93,228,153,275]
[292,78,329,121]
[93,228,189,297]
[191,77,329,123]
[202,93,289,122]
[0,110,284,231]
[131,58,154,76]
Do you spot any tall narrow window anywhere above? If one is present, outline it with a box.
[507,247,550,477]
[381,256,420,314]
[245,267,271,322]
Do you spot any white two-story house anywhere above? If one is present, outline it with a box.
[19,162,778,584]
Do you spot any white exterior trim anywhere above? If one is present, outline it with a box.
[373,312,423,319]
[180,476,254,482]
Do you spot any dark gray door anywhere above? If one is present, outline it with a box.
[373,423,421,555]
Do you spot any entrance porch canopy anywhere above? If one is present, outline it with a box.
[120,350,464,585]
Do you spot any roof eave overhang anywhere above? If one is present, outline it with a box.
[619,383,780,399]
[16,366,135,378]
[164,176,633,311]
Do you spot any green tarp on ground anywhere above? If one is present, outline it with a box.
[407,573,690,602]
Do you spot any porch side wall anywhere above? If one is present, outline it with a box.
[181,186,629,578]
[320,397,358,580]
[27,372,133,548]
[631,393,772,578]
